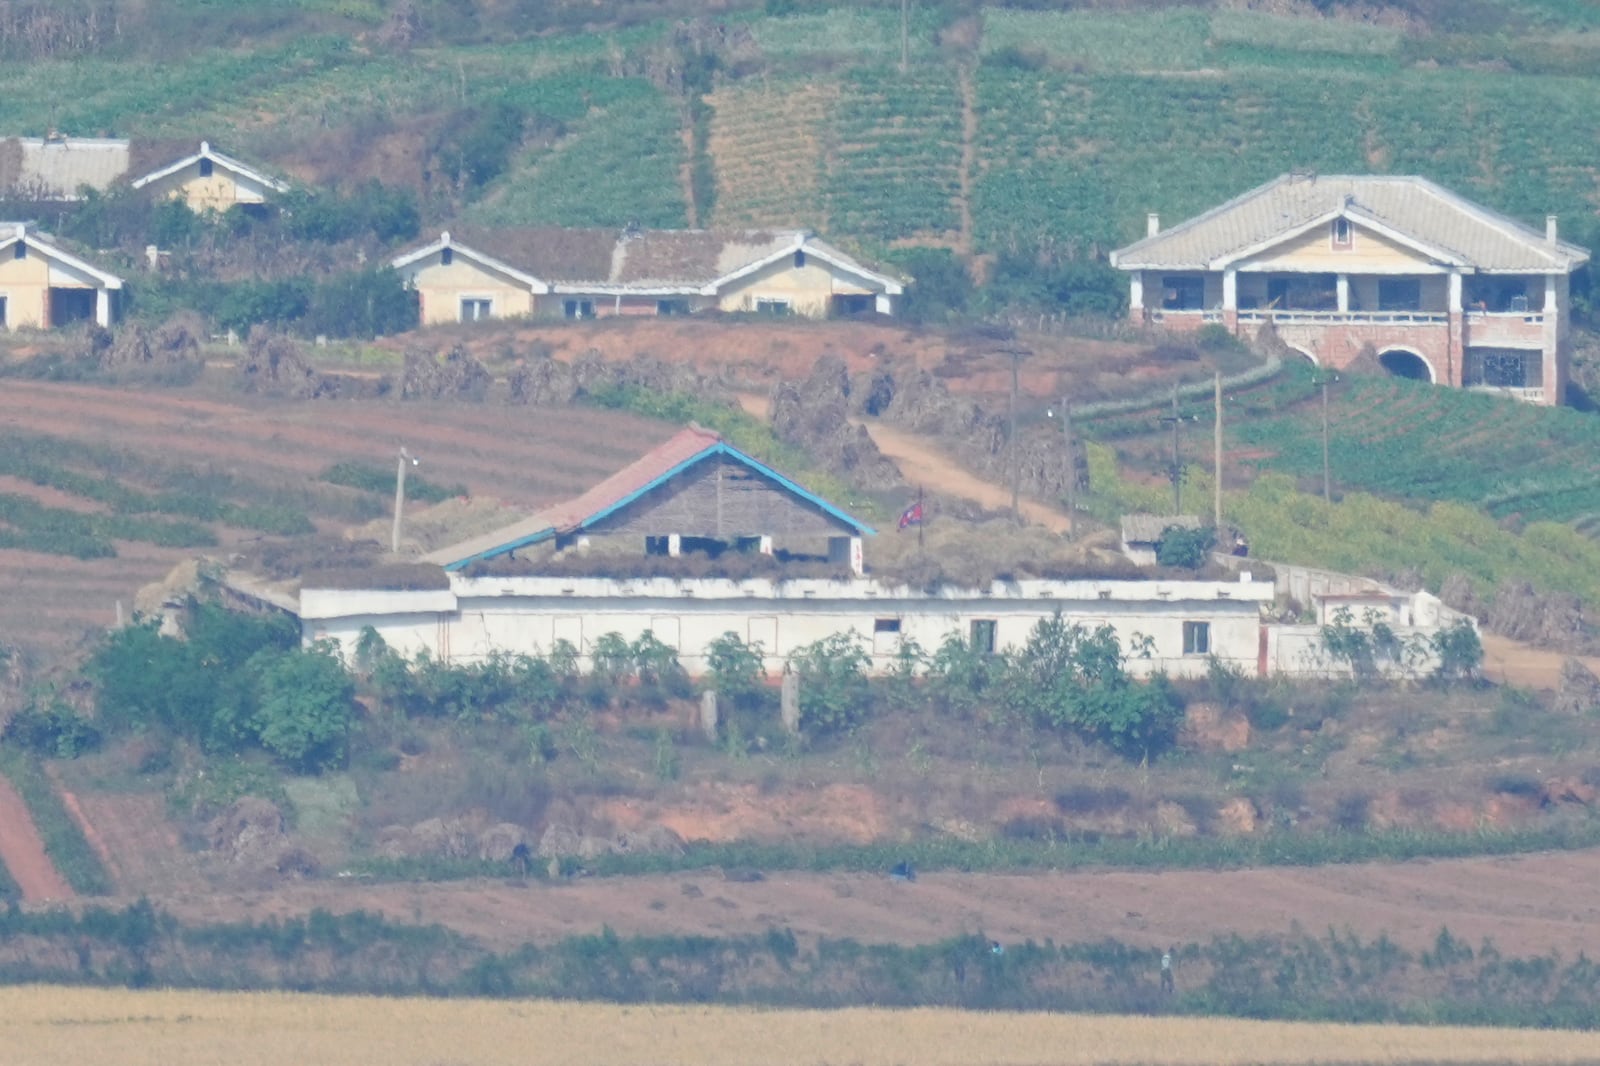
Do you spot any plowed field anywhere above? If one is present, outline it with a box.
[0,378,673,653]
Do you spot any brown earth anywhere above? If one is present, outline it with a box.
[137,846,1600,958]
[1480,632,1600,689]
[0,776,71,902]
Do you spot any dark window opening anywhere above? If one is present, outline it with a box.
[13,242,24,260]
[198,157,214,178]
[1378,278,1422,311]
[874,618,901,634]
[1161,275,1204,311]
[970,619,997,655]
[440,247,453,266]
[832,293,873,316]
[1466,278,1533,313]
[1464,348,1542,388]
[0,296,8,328]
[564,299,594,320]
[1183,620,1210,655]
[794,249,806,268]
[1332,218,1352,248]
[755,298,791,316]
[656,299,690,316]
[49,288,95,328]
[1378,349,1432,382]
[460,298,492,322]
[1266,274,1337,311]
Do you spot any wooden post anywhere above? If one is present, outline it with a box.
[391,448,411,554]
[1213,372,1223,530]
[1062,396,1076,540]
[1009,348,1021,521]
[700,690,719,743]
[1170,385,1182,515]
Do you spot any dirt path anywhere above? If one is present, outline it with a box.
[956,64,977,255]
[738,393,1075,533]
[0,777,71,902]
[151,845,1600,958]
[1480,633,1600,689]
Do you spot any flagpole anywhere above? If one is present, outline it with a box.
[917,485,925,553]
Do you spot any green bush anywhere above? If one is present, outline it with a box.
[1156,525,1216,568]
[705,631,769,712]
[1,699,101,759]
[789,631,871,737]
[251,642,356,773]
[0,751,113,895]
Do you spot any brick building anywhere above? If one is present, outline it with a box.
[1109,174,1591,405]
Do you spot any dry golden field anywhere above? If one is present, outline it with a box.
[3,987,1599,1066]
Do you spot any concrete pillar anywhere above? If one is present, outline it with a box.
[875,293,892,314]
[758,535,773,555]
[699,690,718,743]
[829,536,864,575]
[1335,274,1349,313]
[1129,273,1144,318]
[668,533,681,557]
[780,670,800,736]
[1221,269,1237,311]
[1147,213,1160,237]
[1448,272,1463,313]
[1545,274,1559,313]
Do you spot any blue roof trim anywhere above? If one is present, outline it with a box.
[442,526,556,572]
[577,441,877,537]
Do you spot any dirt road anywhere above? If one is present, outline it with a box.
[0,777,70,902]
[151,846,1600,958]
[1480,633,1600,689]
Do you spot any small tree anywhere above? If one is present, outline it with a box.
[251,642,355,773]
[1429,619,1483,685]
[1156,525,1216,569]
[789,631,872,737]
[705,631,768,711]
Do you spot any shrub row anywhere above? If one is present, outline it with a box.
[0,751,113,896]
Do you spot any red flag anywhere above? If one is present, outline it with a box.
[897,500,924,531]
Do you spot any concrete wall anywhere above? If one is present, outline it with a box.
[399,251,537,325]
[301,576,1273,679]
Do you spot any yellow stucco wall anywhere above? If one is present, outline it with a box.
[1236,220,1438,274]
[401,252,537,325]
[716,255,878,316]
[0,251,53,329]
[141,163,275,213]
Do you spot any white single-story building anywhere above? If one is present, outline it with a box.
[0,222,123,328]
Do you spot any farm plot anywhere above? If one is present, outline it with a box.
[0,379,674,656]
[970,65,1600,253]
[5,986,1600,1066]
[825,68,964,242]
[706,80,835,230]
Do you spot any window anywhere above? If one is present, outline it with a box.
[794,250,806,268]
[1266,274,1337,311]
[1332,218,1352,248]
[564,299,594,320]
[0,296,7,328]
[440,247,453,266]
[873,618,902,656]
[656,299,690,316]
[460,298,492,322]
[1377,278,1421,312]
[755,298,791,316]
[1182,621,1211,656]
[1464,348,1542,389]
[970,619,997,655]
[13,241,24,260]
[198,157,214,178]
[1161,275,1205,311]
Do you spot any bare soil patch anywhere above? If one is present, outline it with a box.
[142,846,1600,958]
[0,775,70,902]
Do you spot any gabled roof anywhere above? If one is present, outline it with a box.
[390,228,904,296]
[0,223,124,288]
[1110,174,1591,275]
[128,140,290,195]
[423,425,876,571]
[0,137,130,200]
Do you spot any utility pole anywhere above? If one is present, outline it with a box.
[1160,385,1182,515]
[392,446,418,554]
[1061,395,1077,540]
[1312,372,1339,504]
[1009,347,1022,520]
[1213,371,1223,530]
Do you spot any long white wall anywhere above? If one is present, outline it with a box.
[300,575,1275,679]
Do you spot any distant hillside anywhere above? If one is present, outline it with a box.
[7,2,1600,264]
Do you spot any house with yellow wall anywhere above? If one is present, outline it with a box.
[128,140,289,213]
[0,223,123,329]
[391,227,903,325]
[1110,174,1591,406]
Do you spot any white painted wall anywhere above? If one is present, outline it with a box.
[300,575,1275,679]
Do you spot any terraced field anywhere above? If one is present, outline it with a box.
[706,80,835,230]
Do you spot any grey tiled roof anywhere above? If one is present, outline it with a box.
[1111,174,1591,274]
[1121,514,1202,544]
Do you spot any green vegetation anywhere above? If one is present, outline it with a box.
[320,461,465,504]
[0,751,114,896]
[827,67,962,241]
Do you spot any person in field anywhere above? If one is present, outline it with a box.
[1160,946,1175,994]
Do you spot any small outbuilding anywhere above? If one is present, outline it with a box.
[0,222,123,329]
[1120,514,1203,567]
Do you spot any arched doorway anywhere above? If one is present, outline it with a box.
[1378,348,1433,383]
[1285,345,1318,367]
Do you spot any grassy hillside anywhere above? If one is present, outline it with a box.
[7,4,1599,253]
